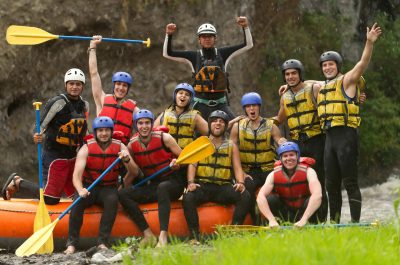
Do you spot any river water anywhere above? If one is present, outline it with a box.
[0,175,399,264]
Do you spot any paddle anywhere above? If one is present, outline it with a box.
[6,25,151,47]
[132,136,215,188]
[15,157,122,257]
[32,102,53,254]
[216,222,380,233]
[16,136,215,256]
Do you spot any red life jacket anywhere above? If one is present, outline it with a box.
[128,131,173,179]
[99,95,137,144]
[83,138,122,186]
[272,157,315,209]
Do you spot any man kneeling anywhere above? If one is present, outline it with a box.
[257,142,322,227]
[65,116,137,254]
[183,110,251,242]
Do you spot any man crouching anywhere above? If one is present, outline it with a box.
[257,142,322,227]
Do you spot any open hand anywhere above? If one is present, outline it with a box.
[366,23,382,43]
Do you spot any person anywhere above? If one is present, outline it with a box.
[64,116,137,254]
[163,17,253,120]
[1,68,89,205]
[88,35,140,144]
[317,23,382,223]
[183,110,251,242]
[257,142,322,227]
[230,92,286,224]
[118,109,184,247]
[274,59,328,222]
[154,83,208,149]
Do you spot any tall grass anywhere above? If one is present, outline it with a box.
[122,225,399,265]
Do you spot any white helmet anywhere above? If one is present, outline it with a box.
[197,23,217,36]
[64,68,85,84]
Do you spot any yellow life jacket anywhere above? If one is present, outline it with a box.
[196,139,232,185]
[194,66,228,93]
[56,118,87,146]
[317,76,365,129]
[282,83,322,140]
[162,107,199,149]
[238,118,276,172]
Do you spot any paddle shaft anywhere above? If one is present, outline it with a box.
[57,157,121,220]
[33,103,43,189]
[59,35,145,44]
[133,166,171,188]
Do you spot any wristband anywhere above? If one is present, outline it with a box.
[188,180,195,184]
[87,47,96,54]
[123,158,130,163]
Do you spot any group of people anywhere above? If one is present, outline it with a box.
[1,16,382,252]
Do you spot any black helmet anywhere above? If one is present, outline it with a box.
[208,110,229,135]
[319,51,343,72]
[281,59,305,82]
[208,110,229,123]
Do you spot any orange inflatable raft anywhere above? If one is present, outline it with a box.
[0,198,251,250]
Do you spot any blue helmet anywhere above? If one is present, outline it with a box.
[133,109,154,127]
[277,141,300,161]
[112,72,133,87]
[241,92,262,108]
[173,83,195,103]
[92,116,114,131]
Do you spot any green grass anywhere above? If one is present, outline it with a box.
[118,224,400,265]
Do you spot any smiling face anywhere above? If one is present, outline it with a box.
[210,118,226,137]
[284,69,301,87]
[281,151,298,171]
[244,104,260,121]
[321,60,339,80]
[136,118,152,138]
[65,81,84,99]
[175,89,191,108]
[198,34,216,49]
[95,127,113,144]
[113,81,129,99]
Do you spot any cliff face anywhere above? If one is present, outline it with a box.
[0,0,390,184]
[0,0,257,180]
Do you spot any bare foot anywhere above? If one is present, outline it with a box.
[97,244,108,250]
[64,245,75,254]
[156,231,168,248]
[4,175,21,200]
[139,231,157,248]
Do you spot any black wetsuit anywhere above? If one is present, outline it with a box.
[163,28,253,120]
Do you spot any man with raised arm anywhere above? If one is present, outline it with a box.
[316,23,381,223]
[88,36,139,144]
[163,17,253,120]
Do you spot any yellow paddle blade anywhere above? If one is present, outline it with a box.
[176,136,215,165]
[15,219,59,257]
[34,189,53,254]
[6,25,58,45]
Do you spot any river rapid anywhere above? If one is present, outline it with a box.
[0,175,399,264]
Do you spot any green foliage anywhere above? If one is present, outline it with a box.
[125,225,399,265]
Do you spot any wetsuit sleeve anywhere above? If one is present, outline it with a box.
[84,100,90,120]
[40,97,67,132]
[219,27,253,70]
[162,34,197,73]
